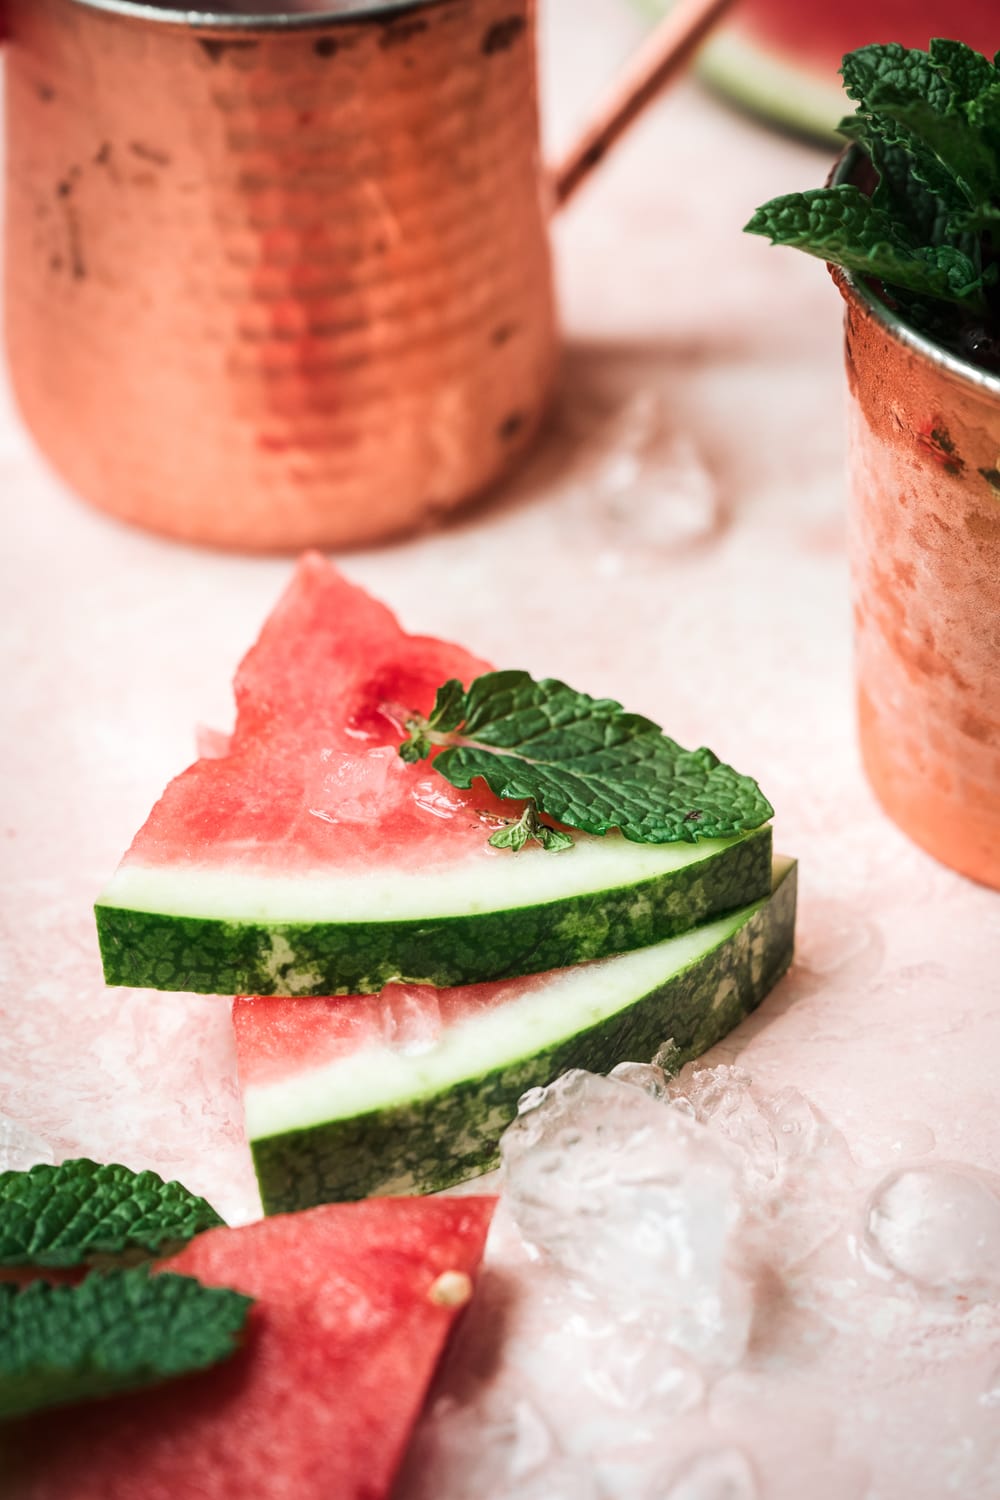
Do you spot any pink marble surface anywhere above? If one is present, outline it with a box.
[1,2,999,1496]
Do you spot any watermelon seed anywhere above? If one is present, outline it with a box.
[428,1270,473,1308]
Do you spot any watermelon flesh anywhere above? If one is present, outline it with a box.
[4,1197,495,1500]
[120,552,506,876]
[734,0,997,75]
[235,978,533,1087]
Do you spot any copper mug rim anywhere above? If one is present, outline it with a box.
[59,0,434,26]
[53,0,735,209]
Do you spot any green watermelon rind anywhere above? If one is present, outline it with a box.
[697,29,846,145]
[632,0,845,143]
[95,825,772,997]
[245,858,797,1212]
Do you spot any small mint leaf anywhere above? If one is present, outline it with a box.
[426,679,467,734]
[412,671,773,845]
[534,823,575,854]
[487,802,574,854]
[398,730,431,765]
[0,1268,251,1419]
[0,1160,224,1269]
[488,819,530,853]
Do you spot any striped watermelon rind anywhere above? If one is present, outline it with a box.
[95,824,772,997]
[242,857,796,1212]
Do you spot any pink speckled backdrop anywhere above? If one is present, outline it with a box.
[2,3,999,1496]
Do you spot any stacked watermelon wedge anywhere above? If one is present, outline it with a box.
[96,554,797,1213]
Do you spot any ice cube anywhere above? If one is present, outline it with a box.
[608,1059,671,1100]
[669,1065,856,1268]
[664,1448,758,1500]
[501,1070,752,1368]
[0,1113,55,1172]
[381,986,443,1055]
[862,1165,1000,1301]
[590,393,722,554]
[307,746,403,824]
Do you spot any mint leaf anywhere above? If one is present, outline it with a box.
[487,802,574,854]
[749,41,1000,349]
[425,678,467,735]
[744,187,989,310]
[400,670,773,845]
[0,1268,251,1419]
[0,1160,225,1269]
[841,41,998,207]
[927,39,998,103]
[838,112,973,248]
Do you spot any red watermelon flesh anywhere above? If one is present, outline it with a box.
[234,977,537,1087]
[120,552,518,878]
[734,0,997,74]
[6,1197,495,1500]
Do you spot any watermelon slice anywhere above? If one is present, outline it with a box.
[3,1197,494,1500]
[235,858,797,1212]
[637,0,998,142]
[95,555,772,996]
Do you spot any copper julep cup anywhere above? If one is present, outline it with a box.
[830,149,1000,890]
[2,0,729,551]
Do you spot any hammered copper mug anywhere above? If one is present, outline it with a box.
[2,0,727,550]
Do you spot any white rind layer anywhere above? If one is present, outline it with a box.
[99,834,746,923]
[242,858,793,1139]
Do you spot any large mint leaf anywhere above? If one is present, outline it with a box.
[843,42,998,205]
[870,91,997,204]
[927,40,998,105]
[744,187,989,311]
[838,115,971,250]
[0,1160,224,1269]
[841,42,952,115]
[0,1268,251,1419]
[401,671,773,845]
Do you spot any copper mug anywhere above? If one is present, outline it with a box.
[2,0,726,551]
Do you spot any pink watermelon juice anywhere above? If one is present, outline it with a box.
[232,858,798,1211]
[3,1197,495,1500]
[95,555,773,997]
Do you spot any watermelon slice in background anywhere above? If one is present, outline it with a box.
[234,858,797,1212]
[635,0,999,142]
[3,1197,495,1500]
[95,554,772,998]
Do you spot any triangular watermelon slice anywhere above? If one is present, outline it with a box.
[235,859,797,1212]
[4,1197,494,1500]
[95,555,772,997]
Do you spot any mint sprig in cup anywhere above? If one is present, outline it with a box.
[746,41,1000,889]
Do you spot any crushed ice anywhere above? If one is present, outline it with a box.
[399,1062,1000,1500]
[501,1069,751,1369]
[307,746,404,824]
[556,390,723,569]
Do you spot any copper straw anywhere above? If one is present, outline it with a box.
[554,0,736,209]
